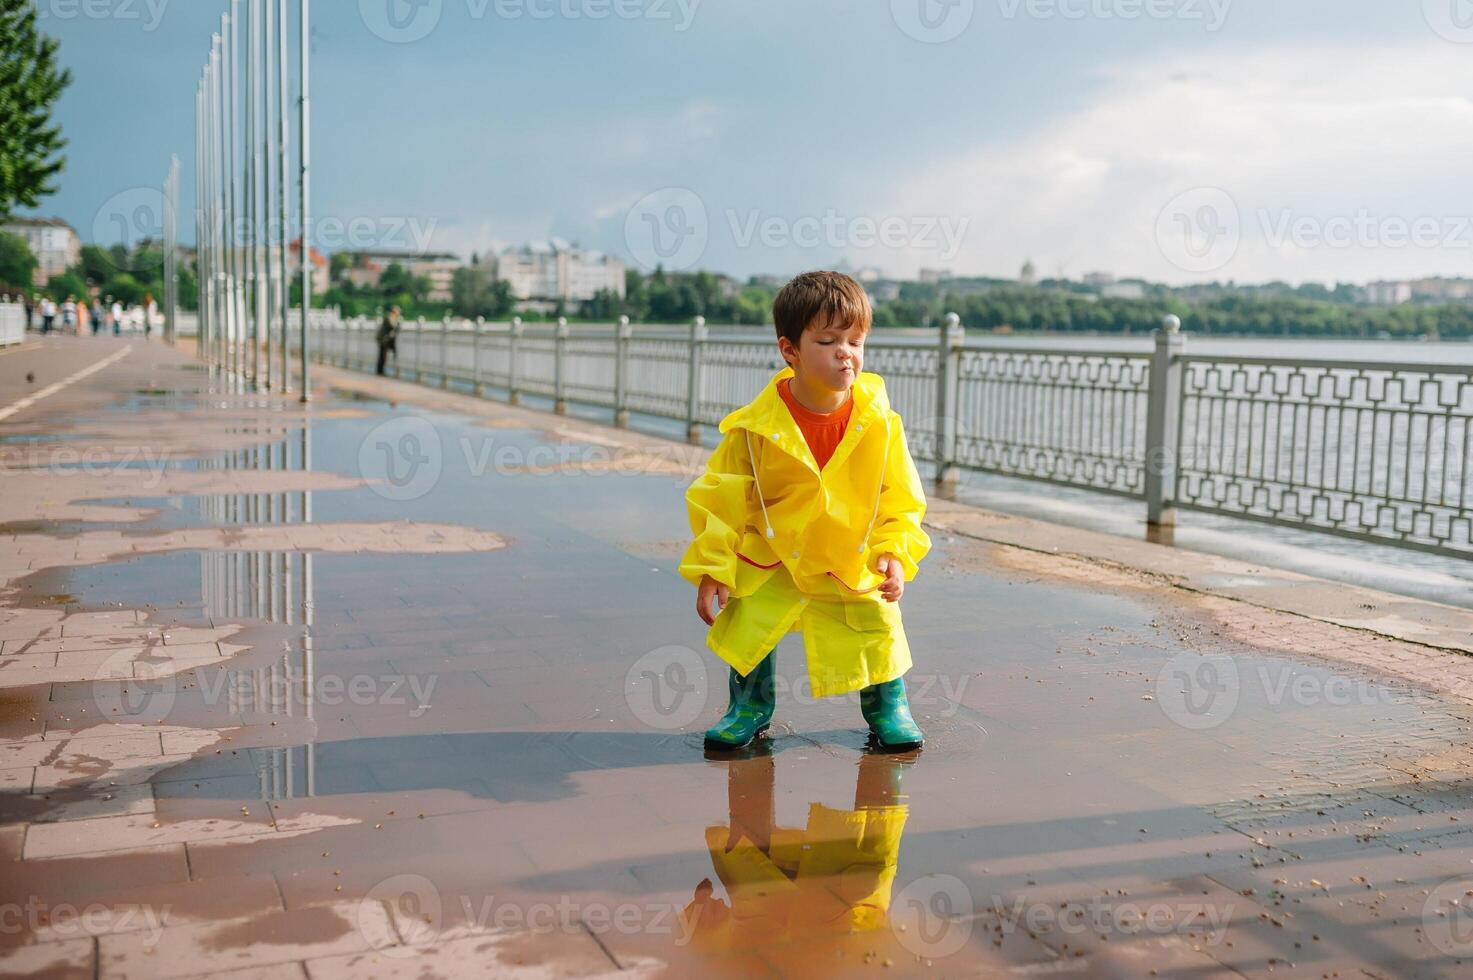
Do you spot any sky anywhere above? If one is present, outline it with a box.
[25,0,1473,287]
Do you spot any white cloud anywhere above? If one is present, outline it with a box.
[882,41,1473,284]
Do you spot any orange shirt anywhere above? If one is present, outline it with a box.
[778,378,853,470]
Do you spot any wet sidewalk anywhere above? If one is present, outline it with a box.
[3,334,1473,978]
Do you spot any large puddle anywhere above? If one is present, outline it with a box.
[5,366,1473,975]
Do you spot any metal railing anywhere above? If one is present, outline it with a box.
[298,311,1473,558]
[0,303,25,347]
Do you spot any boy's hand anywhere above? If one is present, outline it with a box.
[877,555,904,603]
[697,575,730,626]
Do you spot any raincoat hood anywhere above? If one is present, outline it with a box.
[717,367,891,445]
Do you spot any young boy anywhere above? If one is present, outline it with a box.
[678,271,931,752]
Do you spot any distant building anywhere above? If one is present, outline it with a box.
[1101,282,1145,300]
[917,268,952,284]
[854,266,885,283]
[341,249,460,303]
[2,217,81,287]
[481,240,624,313]
[1083,271,1115,288]
[1411,277,1473,302]
[1359,281,1413,305]
[289,240,331,296]
[1019,259,1037,287]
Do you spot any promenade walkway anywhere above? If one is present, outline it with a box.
[2,334,1473,978]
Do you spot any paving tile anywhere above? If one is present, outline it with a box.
[23,811,276,859]
[301,926,620,980]
[0,938,94,979]
[98,901,395,979]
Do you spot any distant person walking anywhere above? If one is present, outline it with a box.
[62,297,77,334]
[23,295,34,332]
[90,299,104,335]
[110,299,123,336]
[376,305,401,376]
[40,297,56,334]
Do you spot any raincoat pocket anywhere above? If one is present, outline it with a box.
[842,597,903,635]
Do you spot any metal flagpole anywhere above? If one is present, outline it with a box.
[262,0,276,390]
[250,0,265,388]
[212,35,226,373]
[195,84,206,362]
[277,0,291,392]
[223,9,236,380]
[229,1,243,384]
[298,0,311,402]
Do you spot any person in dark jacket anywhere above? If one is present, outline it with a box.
[376,305,401,376]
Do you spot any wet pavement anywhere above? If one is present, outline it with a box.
[3,334,1473,978]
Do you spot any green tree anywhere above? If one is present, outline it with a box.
[45,269,87,301]
[103,273,144,306]
[0,230,37,290]
[378,262,428,304]
[0,1,72,216]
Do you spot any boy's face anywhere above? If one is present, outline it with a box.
[779,315,867,395]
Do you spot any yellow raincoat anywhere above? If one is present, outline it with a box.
[678,368,931,698]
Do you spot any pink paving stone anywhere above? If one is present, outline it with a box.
[0,938,95,979]
[23,811,278,860]
[97,901,397,979]
[300,927,623,980]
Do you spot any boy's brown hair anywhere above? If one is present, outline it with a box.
[772,271,873,347]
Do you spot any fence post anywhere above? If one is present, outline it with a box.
[686,315,707,446]
[413,316,425,382]
[440,314,450,389]
[1145,313,1185,529]
[508,316,523,406]
[473,316,485,397]
[554,316,569,415]
[934,312,964,497]
[614,315,631,429]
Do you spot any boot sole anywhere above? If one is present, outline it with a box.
[703,723,771,751]
[867,731,923,754]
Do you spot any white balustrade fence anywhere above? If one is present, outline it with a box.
[281,311,1471,558]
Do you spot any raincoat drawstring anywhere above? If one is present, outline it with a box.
[744,429,776,540]
[746,421,890,555]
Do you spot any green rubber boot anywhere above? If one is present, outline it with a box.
[704,654,776,750]
[860,677,924,752]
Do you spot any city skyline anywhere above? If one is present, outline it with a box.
[21,0,1473,288]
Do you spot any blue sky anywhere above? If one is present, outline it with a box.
[27,0,1473,285]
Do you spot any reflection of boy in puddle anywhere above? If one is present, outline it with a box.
[681,752,911,945]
